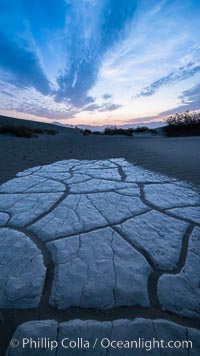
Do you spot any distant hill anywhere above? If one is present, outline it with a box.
[0,115,77,133]
[51,121,74,128]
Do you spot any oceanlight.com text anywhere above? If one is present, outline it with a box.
[10,336,193,352]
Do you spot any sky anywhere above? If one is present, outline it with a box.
[0,0,200,127]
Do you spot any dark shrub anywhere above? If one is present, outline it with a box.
[44,129,58,135]
[149,129,158,134]
[164,111,200,137]
[104,126,133,136]
[103,126,159,136]
[34,128,44,134]
[133,126,149,133]
[0,125,58,138]
[82,129,92,135]
[0,125,37,138]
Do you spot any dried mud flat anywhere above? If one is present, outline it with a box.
[0,158,200,355]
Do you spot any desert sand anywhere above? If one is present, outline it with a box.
[0,116,200,186]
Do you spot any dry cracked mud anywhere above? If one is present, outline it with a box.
[0,158,200,355]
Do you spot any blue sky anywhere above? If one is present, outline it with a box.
[0,0,200,126]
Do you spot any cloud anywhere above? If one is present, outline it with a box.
[82,103,101,112]
[102,93,112,100]
[159,83,200,116]
[1,0,200,123]
[0,90,14,97]
[26,107,75,120]
[128,115,162,124]
[83,96,96,105]
[180,83,200,106]
[99,103,122,112]
[0,85,75,120]
[136,62,200,98]
[55,0,138,106]
[0,32,51,95]
[82,101,122,112]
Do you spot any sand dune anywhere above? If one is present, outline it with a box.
[0,116,199,186]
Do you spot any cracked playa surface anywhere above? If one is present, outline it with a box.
[0,228,46,308]
[0,158,200,354]
[6,319,200,355]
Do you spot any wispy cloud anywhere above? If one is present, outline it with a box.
[55,0,138,106]
[0,1,51,96]
[136,62,200,98]
[82,102,122,112]
[160,83,200,116]
[180,83,200,106]
[102,93,112,100]
[0,33,51,95]
[0,90,14,97]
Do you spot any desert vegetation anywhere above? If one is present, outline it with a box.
[80,126,157,136]
[164,111,200,137]
[0,125,58,138]
[104,126,134,136]
[81,129,93,136]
